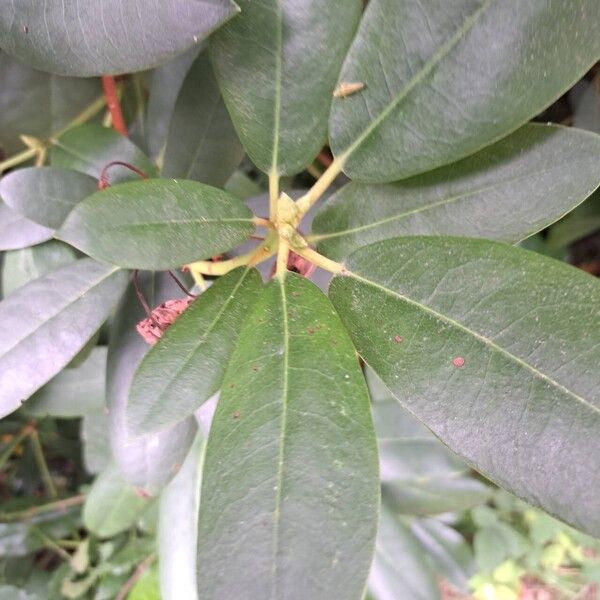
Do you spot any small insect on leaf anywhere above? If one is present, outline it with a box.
[333,82,365,98]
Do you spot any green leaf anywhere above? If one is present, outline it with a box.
[209,0,362,175]
[81,412,111,475]
[547,190,600,250]
[1,241,76,297]
[162,51,244,187]
[329,236,600,535]
[0,52,100,157]
[23,347,106,418]
[158,435,206,600]
[313,124,600,259]
[0,585,40,600]
[58,179,255,269]
[368,506,440,600]
[83,462,151,538]
[128,565,160,600]
[145,47,201,161]
[107,273,198,496]
[368,368,490,515]
[330,0,600,182]
[50,124,157,183]
[196,273,379,599]
[0,201,53,251]
[0,1,239,77]
[0,167,97,230]
[0,258,127,419]
[128,267,260,436]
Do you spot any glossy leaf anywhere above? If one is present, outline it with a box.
[107,273,197,496]
[209,0,362,175]
[59,179,254,269]
[146,47,201,161]
[83,462,151,538]
[0,167,97,229]
[0,201,53,251]
[1,241,76,297]
[50,124,157,183]
[0,259,127,418]
[313,124,600,259]
[158,435,206,600]
[162,52,244,187]
[128,267,261,436]
[330,236,600,535]
[24,347,106,418]
[196,273,379,599]
[0,52,100,156]
[330,0,600,182]
[368,368,490,515]
[368,506,440,600]
[0,1,239,76]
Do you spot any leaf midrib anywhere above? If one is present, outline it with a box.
[88,217,254,231]
[339,0,496,162]
[270,0,283,174]
[346,271,600,416]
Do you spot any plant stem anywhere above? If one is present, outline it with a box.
[30,526,71,561]
[0,422,35,470]
[115,553,156,600]
[276,238,290,279]
[0,495,86,522]
[0,147,37,173]
[54,95,107,138]
[294,246,345,275]
[295,156,345,217]
[101,76,128,136]
[269,169,279,221]
[30,431,58,498]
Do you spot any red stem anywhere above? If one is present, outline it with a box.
[101,75,128,137]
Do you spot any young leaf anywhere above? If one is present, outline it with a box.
[0,53,100,156]
[128,267,261,436]
[107,273,198,496]
[1,241,76,296]
[313,124,600,259]
[0,167,97,229]
[368,368,490,515]
[329,236,600,535]
[58,179,255,269]
[368,506,440,600]
[158,435,206,600]
[196,274,379,599]
[209,0,362,175]
[330,0,600,182]
[0,201,53,251]
[83,462,151,538]
[50,124,157,183]
[0,258,127,418]
[0,1,239,76]
[23,347,106,418]
[162,51,244,187]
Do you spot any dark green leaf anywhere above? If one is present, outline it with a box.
[0,167,97,229]
[0,1,239,76]
[158,435,206,600]
[368,368,490,515]
[50,124,157,183]
[197,273,379,599]
[547,190,600,250]
[83,462,151,538]
[59,179,255,269]
[0,201,53,250]
[107,273,197,496]
[1,241,76,297]
[162,51,244,187]
[329,236,600,535]
[146,47,202,161]
[368,506,440,600]
[0,258,127,418]
[330,0,600,182]
[24,347,106,418]
[0,52,100,156]
[128,267,261,436]
[209,0,362,175]
[313,125,600,259]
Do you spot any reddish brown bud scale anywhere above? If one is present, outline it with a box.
[136,297,194,345]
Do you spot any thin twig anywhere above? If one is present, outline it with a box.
[101,75,128,136]
[115,553,156,600]
[30,430,58,498]
[167,271,196,298]
[0,495,86,522]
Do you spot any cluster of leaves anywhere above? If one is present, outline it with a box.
[1,1,600,599]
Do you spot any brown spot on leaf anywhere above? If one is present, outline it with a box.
[452,357,465,368]
[135,488,152,499]
[393,335,403,344]
[233,411,240,419]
